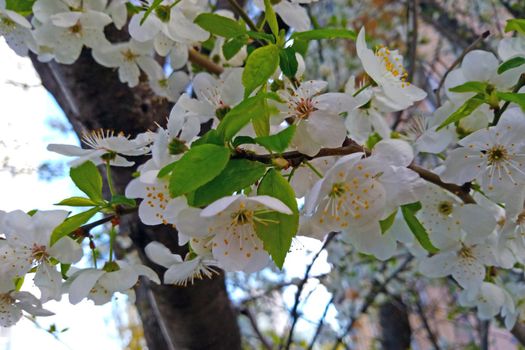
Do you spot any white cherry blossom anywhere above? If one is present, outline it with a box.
[0,0,32,56]
[48,129,152,167]
[356,27,427,110]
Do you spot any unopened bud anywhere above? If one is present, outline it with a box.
[168,138,189,155]
[272,157,289,169]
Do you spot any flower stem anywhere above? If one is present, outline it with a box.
[352,81,373,97]
[304,160,323,178]
[108,225,116,263]
[105,160,116,197]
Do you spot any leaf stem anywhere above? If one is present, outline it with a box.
[105,160,116,197]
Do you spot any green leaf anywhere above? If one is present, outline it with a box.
[498,57,525,74]
[223,35,249,60]
[217,94,267,141]
[436,94,485,131]
[252,95,272,137]
[5,0,35,15]
[400,203,439,254]
[292,38,309,56]
[448,81,488,94]
[140,0,163,25]
[242,44,280,97]
[290,28,356,41]
[70,161,104,203]
[191,129,224,147]
[256,169,298,268]
[279,47,299,79]
[263,0,279,38]
[505,19,525,35]
[191,159,267,207]
[194,13,246,38]
[247,31,275,43]
[379,210,397,234]
[496,92,525,110]
[169,144,230,197]
[232,136,256,148]
[55,197,99,207]
[50,207,100,245]
[254,125,296,153]
[109,195,136,208]
[60,264,71,280]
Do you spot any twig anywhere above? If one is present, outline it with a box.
[234,139,475,204]
[479,319,490,350]
[407,0,419,82]
[435,31,490,106]
[226,0,258,31]
[282,232,337,350]
[188,48,224,75]
[307,296,334,350]
[414,295,441,350]
[491,73,525,126]
[74,207,137,236]
[240,307,273,350]
[330,256,414,350]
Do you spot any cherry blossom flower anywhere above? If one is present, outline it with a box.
[441,108,525,201]
[276,80,348,156]
[0,289,53,327]
[356,27,427,110]
[176,195,293,272]
[48,129,152,167]
[0,0,32,56]
[92,39,160,88]
[459,282,514,322]
[0,210,82,301]
[67,261,159,305]
[145,242,218,286]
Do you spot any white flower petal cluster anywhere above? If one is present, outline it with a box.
[48,129,152,167]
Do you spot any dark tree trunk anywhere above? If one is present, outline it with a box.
[379,298,412,350]
[30,48,242,350]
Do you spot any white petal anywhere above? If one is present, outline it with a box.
[145,242,183,268]
[48,236,83,263]
[247,195,293,214]
[68,269,105,304]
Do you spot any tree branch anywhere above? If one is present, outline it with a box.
[239,307,273,350]
[434,30,490,106]
[188,48,224,75]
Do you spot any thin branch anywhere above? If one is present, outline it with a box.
[282,232,337,350]
[240,307,273,350]
[479,319,490,350]
[234,139,475,204]
[434,31,490,106]
[74,207,137,236]
[307,296,334,350]
[188,48,224,75]
[226,0,258,31]
[414,295,441,350]
[407,0,419,82]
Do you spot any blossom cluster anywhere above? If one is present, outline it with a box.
[1,0,525,333]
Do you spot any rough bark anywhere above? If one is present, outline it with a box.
[378,298,412,350]
[30,48,242,350]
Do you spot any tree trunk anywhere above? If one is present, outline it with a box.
[379,298,412,350]
[30,48,242,350]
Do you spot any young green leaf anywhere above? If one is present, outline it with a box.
[191,159,267,207]
[256,169,298,268]
[247,31,275,43]
[217,94,267,141]
[55,197,99,207]
[194,13,246,38]
[50,207,100,245]
[290,28,356,41]
[436,94,485,130]
[232,135,256,148]
[223,35,249,60]
[498,57,525,74]
[191,129,224,147]
[169,144,230,197]
[279,47,299,79]
[109,195,136,208]
[70,161,104,203]
[496,92,525,110]
[242,44,280,97]
[400,203,439,254]
[505,19,525,35]
[379,210,397,234]
[263,0,279,38]
[254,125,296,153]
[448,81,488,94]
[5,0,35,15]
[140,0,163,25]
